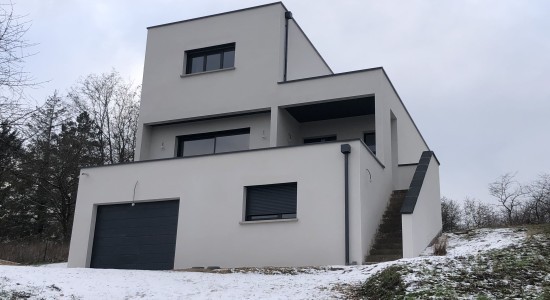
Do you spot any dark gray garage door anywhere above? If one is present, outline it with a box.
[90,200,179,270]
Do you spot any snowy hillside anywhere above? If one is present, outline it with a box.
[1,226,548,299]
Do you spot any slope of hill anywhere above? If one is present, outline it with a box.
[0,225,548,299]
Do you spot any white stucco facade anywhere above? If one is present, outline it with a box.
[68,2,442,269]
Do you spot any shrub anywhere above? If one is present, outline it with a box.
[0,240,68,264]
[350,265,405,299]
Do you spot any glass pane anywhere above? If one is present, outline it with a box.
[190,56,204,73]
[222,50,235,68]
[205,53,221,71]
[364,133,375,145]
[215,133,250,153]
[364,132,376,153]
[183,138,215,156]
[304,136,336,144]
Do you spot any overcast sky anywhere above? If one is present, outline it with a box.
[15,0,550,204]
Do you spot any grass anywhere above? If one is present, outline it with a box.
[345,265,406,299]
[346,224,550,299]
[0,241,69,265]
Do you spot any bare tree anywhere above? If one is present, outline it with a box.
[69,70,140,164]
[441,196,462,232]
[0,2,36,124]
[526,173,550,223]
[462,197,499,229]
[489,172,526,225]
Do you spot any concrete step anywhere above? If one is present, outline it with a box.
[392,189,408,194]
[364,190,407,264]
[369,248,403,256]
[371,242,402,250]
[378,226,402,234]
[376,230,402,237]
[377,226,402,233]
[374,237,402,245]
[365,254,402,263]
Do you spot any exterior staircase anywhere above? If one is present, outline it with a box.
[365,189,407,264]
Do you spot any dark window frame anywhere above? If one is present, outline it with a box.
[363,131,376,154]
[176,128,250,157]
[303,135,337,144]
[244,182,298,222]
[185,43,235,74]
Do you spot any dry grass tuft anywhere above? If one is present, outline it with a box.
[433,234,448,256]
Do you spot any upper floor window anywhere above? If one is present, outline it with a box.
[185,43,235,74]
[303,135,336,144]
[176,128,250,157]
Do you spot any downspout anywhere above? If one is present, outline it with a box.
[340,144,351,265]
[283,11,292,82]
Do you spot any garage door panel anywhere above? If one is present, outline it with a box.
[94,224,177,238]
[94,222,179,237]
[92,249,176,263]
[97,206,179,219]
[95,214,179,229]
[90,200,179,270]
[93,234,178,247]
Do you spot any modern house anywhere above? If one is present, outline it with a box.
[68,2,442,270]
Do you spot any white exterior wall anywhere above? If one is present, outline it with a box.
[402,156,442,258]
[139,5,284,125]
[276,108,301,146]
[395,164,417,191]
[286,19,332,80]
[69,141,371,268]
[145,113,270,160]
[378,79,428,165]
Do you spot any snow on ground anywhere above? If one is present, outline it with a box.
[0,228,526,300]
[40,262,68,268]
[421,227,525,257]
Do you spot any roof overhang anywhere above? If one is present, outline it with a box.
[285,96,375,122]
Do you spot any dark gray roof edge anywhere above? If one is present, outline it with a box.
[146,108,271,127]
[278,67,384,84]
[289,18,333,74]
[147,2,285,29]
[80,138,383,171]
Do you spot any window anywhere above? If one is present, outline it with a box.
[185,43,235,74]
[303,135,336,144]
[363,132,376,154]
[245,182,297,221]
[176,128,250,157]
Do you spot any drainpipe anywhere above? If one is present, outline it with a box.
[283,11,292,82]
[340,144,351,265]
